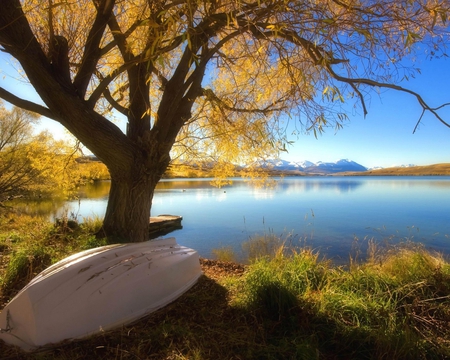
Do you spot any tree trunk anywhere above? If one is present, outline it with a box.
[100,164,161,243]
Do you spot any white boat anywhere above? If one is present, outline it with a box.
[0,237,202,351]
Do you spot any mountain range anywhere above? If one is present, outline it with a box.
[176,158,426,175]
[264,159,368,174]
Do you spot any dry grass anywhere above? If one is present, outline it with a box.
[349,163,450,176]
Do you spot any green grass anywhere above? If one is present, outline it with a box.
[1,215,450,359]
[234,243,450,359]
[0,213,105,300]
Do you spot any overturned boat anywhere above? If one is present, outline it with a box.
[0,237,202,351]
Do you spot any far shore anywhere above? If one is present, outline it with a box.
[337,163,450,177]
[80,160,450,180]
[247,162,450,177]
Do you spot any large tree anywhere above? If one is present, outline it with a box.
[0,0,449,242]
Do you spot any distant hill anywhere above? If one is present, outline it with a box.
[346,163,450,176]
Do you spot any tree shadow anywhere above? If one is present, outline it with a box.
[0,275,376,359]
[1,275,251,359]
[2,271,442,359]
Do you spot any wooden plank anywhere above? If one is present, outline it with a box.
[149,215,183,238]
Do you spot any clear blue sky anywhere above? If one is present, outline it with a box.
[1,52,449,169]
[282,56,450,168]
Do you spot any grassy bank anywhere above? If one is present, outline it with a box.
[1,215,450,359]
[343,163,450,176]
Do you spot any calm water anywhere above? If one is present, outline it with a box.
[52,176,450,263]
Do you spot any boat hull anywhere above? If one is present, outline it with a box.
[0,237,202,350]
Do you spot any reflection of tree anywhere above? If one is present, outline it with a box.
[5,198,65,217]
[156,179,225,191]
[77,181,111,199]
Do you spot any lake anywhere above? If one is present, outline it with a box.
[51,176,450,263]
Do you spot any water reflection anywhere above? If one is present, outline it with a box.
[277,178,365,194]
[157,177,367,195]
[157,178,218,190]
[77,180,111,199]
[5,197,66,217]
[72,177,436,199]
[8,176,450,263]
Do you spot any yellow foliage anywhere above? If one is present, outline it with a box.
[0,104,88,199]
[7,0,450,186]
[75,161,110,181]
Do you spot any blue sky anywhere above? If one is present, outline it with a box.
[1,52,449,169]
[282,55,450,168]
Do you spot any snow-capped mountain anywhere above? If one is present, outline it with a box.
[295,160,315,168]
[265,159,367,174]
[368,164,416,170]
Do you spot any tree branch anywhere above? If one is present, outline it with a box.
[87,61,136,108]
[73,0,115,98]
[254,25,450,131]
[106,11,135,63]
[103,87,128,116]
[0,87,56,120]
[325,65,450,132]
[201,88,287,115]
[87,30,187,109]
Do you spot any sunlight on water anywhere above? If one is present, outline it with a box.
[52,176,450,263]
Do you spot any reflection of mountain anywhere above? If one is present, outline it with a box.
[275,178,365,193]
[263,159,367,174]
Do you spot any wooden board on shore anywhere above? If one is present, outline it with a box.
[149,215,183,238]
